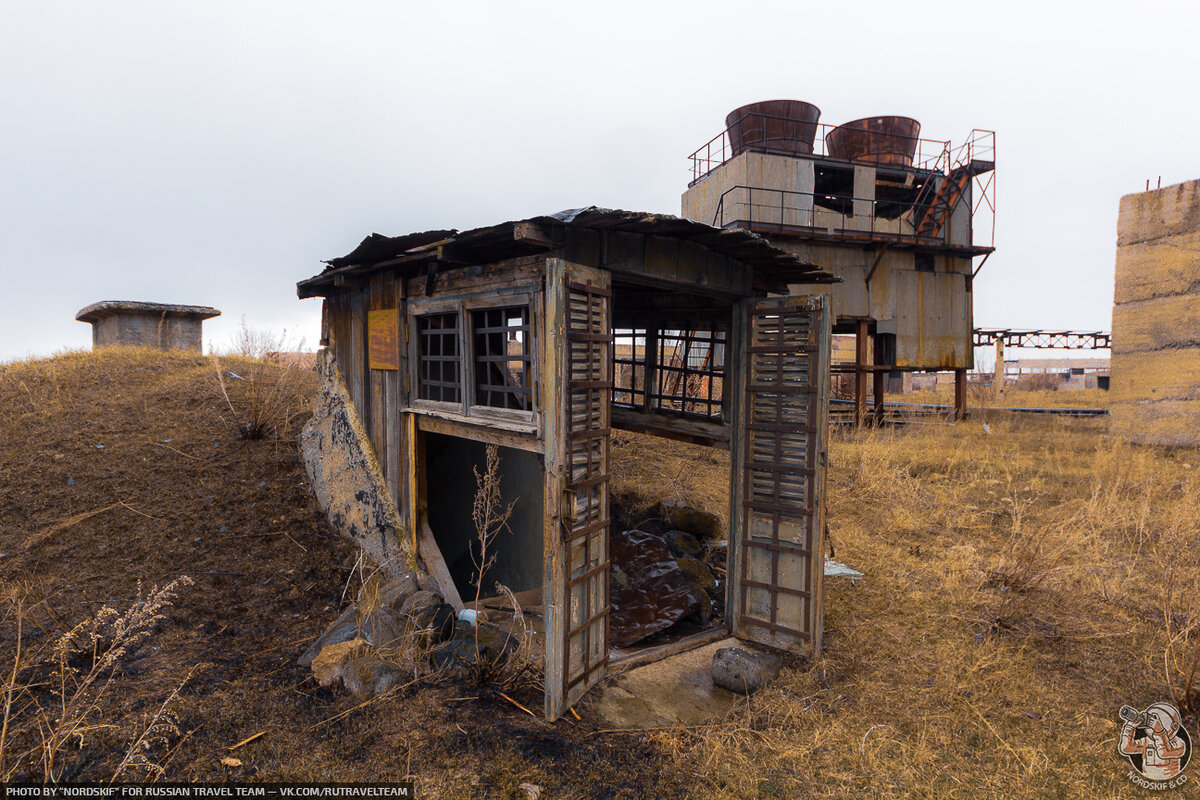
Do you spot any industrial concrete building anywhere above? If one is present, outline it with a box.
[1111,179,1200,445]
[75,300,221,352]
[682,100,995,421]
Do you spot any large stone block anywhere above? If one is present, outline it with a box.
[1113,230,1200,304]
[1111,294,1200,355]
[1117,180,1200,246]
[1109,348,1200,404]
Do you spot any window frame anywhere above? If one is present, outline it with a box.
[407,291,539,429]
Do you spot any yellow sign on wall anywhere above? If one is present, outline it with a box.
[368,308,399,371]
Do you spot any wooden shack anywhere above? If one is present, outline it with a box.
[297,207,836,719]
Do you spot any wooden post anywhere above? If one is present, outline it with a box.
[855,320,869,427]
[954,368,967,420]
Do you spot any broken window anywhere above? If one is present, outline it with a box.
[417,312,461,403]
[652,329,726,418]
[612,328,648,408]
[472,306,532,410]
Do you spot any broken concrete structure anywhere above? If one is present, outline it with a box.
[683,101,995,421]
[1111,179,1200,445]
[297,207,836,719]
[76,300,220,352]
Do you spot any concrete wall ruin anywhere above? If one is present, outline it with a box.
[300,348,416,574]
[75,301,220,352]
[1111,179,1200,445]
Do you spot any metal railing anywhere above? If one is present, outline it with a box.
[691,118,996,250]
[711,184,965,248]
[689,112,953,185]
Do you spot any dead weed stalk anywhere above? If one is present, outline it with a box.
[0,577,194,782]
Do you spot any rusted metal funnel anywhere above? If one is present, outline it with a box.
[726,100,821,157]
[826,116,921,165]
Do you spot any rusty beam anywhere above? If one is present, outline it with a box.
[973,328,1111,349]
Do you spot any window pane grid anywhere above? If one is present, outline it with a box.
[473,306,532,410]
[652,329,726,418]
[417,313,461,403]
[612,328,647,408]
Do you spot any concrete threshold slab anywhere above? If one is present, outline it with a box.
[595,637,762,729]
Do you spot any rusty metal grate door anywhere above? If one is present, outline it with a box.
[730,294,829,652]
[544,260,611,720]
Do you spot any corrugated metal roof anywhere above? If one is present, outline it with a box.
[300,207,835,298]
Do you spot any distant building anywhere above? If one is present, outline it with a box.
[76,301,220,352]
[1004,357,1110,390]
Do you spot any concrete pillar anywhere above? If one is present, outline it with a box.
[855,320,869,426]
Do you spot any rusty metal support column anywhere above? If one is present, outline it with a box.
[954,368,967,420]
[855,320,869,427]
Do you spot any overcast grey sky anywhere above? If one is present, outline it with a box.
[2,0,1196,362]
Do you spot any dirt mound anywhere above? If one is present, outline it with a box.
[0,349,683,796]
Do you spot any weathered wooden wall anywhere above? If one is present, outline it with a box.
[1111,179,1200,446]
[325,271,409,530]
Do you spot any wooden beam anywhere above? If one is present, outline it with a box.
[513,222,560,247]
[415,412,541,454]
[417,520,465,611]
[611,406,730,448]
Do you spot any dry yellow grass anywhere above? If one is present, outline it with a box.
[612,418,1198,798]
[4,349,1195,796]
[905,388,1110,410]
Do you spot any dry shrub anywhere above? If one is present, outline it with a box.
[611,416,1200,797]
[1015,372,1062,392]
[211,321,312,440]
[0,577,196,782]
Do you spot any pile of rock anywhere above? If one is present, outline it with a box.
[299,572,520,698]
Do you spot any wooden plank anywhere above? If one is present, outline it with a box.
[416,412,542,454]
[385,373,402,507]
[403,413,419,554]
[404,257,545,299]
[608,626,728,672]
[418,520,464,611]
[542,258,568,721]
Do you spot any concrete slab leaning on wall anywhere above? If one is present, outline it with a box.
[301,349,416,574]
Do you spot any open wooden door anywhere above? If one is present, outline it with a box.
[543,259,612,720]
[728,294,830,652]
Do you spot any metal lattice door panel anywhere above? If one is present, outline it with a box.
[544,260,611,720]
[731,294,829,652]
